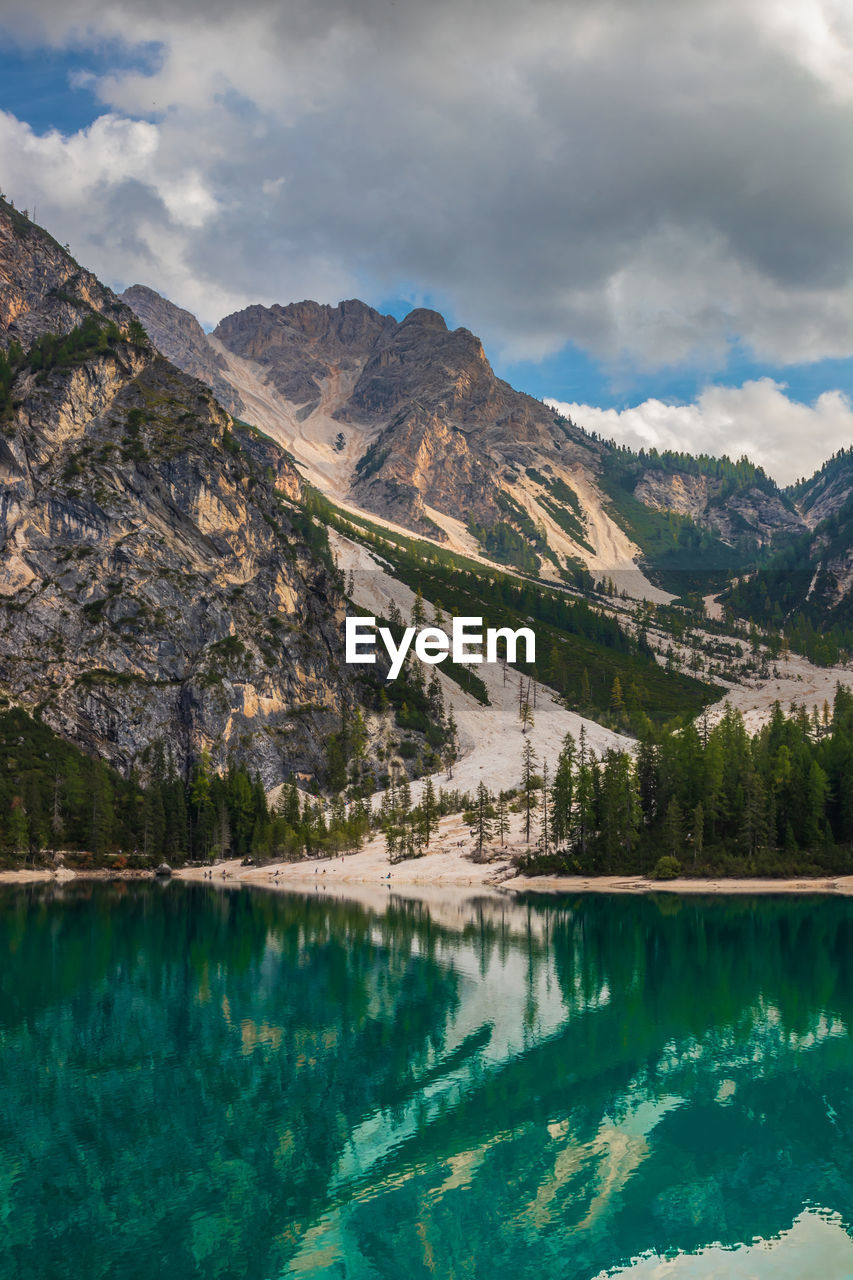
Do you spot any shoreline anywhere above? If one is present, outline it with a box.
[5,862,853,900]
[177,862,853,899]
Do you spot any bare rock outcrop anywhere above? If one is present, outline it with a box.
[121,284,244,418]
[0,198,378,787]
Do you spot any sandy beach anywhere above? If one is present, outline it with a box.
[5,838,853,901]
[171,811,853,902]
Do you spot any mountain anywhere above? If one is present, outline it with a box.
[123,287,815,594]
[0,199,442,787]
[123,290,609,553]
[213,298,396,402]
[725,450,853,662]
[791,448,853,528]
[595,447,808,594]
[211,299,603,541]
[120,284,244,417]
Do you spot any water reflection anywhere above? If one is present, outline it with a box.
[0,884,851,1278]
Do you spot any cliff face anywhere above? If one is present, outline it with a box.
[121,284,244,418]
[794,452,853,529]
[634,470,806,547]
[0,200,368,785]
[214,299,397,403]
[211,301,601,536]
[0,204,130,348]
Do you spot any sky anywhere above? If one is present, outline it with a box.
[0,0,851,484]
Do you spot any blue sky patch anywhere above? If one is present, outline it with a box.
[0,37,162,136]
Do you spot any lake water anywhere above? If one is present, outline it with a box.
[1,882,852,1278]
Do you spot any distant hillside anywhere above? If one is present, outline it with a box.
[597,445,806,593]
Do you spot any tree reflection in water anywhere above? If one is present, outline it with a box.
[0,883,851,1279]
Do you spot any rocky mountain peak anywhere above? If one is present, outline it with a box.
[121,283,244,417]
[268,298,396,350]
[397,308,448,333]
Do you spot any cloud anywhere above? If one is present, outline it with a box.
[546,380,853,486]
[0,0,851,369]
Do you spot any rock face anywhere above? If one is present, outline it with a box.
[0,204,130,349]
[214,299,397,404]
[119,281,846,584]
[0,198,377,786]
[795,450,853,529]
[736,450,853,625]
[212,300,601,536]
[343,309,600,527]
[121,285,244,418]
[634,470,805,547]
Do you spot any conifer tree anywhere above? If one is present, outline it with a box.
[412,587,427,628]
[551,733,575,848]
[521,737,538,844]
[663,797,683,858]
[421,776,437,845]
[692,801,704,865]
[469,780,494,856]
[539,760,550,855]
[610,676,626,727]
[496,792,511,846]
[573,729,596,860]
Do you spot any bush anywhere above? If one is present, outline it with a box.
[651,855,682,880]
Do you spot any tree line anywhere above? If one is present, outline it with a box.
[511,686,853,877]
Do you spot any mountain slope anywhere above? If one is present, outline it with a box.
[124,287,817,596]
[727,450,853,662]
[121,284,245,417]
[0,200,438,787]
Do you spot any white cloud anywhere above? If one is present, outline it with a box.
[0,0,851,369]
[547,381,853,486]
[0,110,159,198]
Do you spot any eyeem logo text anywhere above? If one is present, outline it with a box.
[345,616,535,680]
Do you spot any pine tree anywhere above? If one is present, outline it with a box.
[420,776,437,845]
[496,792,511,846]
[663,797,683,858]
[469,780,494,856]
[539,760,550,855]
[551,732,575,848]
[599,749,640,866]
[8,797,27,857]
[573,728,596,860]
[399,774,412,818]
[444,709,458,778]
[427,673,444,721]
[692,801,704,865]
[610,676,626,727]
[412,587,427,628]
[521,737,538,844]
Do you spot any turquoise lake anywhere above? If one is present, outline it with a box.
[1,882,853,1278]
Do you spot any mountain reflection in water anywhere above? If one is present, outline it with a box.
[0,882,851,1279]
